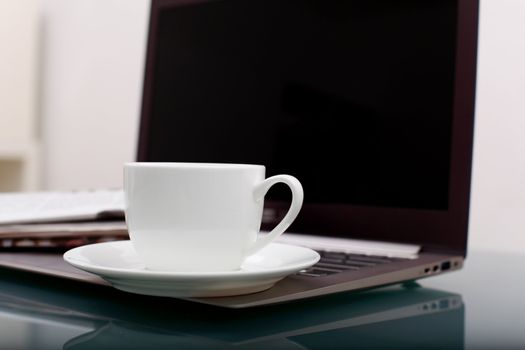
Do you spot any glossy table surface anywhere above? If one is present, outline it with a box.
[0,249,523,349]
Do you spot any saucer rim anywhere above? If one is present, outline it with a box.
[63,240,320,279]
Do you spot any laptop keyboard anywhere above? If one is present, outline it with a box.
[297,250,409,277]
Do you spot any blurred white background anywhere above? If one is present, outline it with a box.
[38,0,150,190]
[0,0,525,252]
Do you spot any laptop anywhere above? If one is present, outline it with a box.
[135,0,478,307]
[0,0,479,308]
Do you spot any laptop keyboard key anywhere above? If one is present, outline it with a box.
[316,262,359,270]
[318,257,345,264]
[321,252,346,258]
[343,260,377,267]
[345,254,395,264]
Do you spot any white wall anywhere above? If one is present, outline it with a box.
[0,0,38,148]
[39,0,149,190]
[0,0,40,191]
[37,0,525,251]
[468,0,525,252]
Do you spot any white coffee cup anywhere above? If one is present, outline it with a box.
[124,162,303,272]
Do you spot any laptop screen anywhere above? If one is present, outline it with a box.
[138,0,478,254]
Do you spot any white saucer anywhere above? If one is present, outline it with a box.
[63,240,320,298]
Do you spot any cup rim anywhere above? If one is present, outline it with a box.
[124,162,265,170]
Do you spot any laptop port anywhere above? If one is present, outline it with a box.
[441,261,451,271]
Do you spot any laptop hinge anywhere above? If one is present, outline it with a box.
[272,232,421,259]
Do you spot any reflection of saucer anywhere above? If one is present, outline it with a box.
[63,241,319,298]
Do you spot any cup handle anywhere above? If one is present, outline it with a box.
[246,175,304,256]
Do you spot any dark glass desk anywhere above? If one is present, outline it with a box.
[0,250,522,349]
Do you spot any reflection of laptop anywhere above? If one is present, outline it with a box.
[69,290,465,349]
[133,0,478,307]
[0,268,464,349]
[0,0,478,308]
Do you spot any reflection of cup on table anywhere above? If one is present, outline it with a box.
[124,162,303,272]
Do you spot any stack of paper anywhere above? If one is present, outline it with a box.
[0,190,127,250]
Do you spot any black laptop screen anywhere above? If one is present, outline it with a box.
[139,0,478,253]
